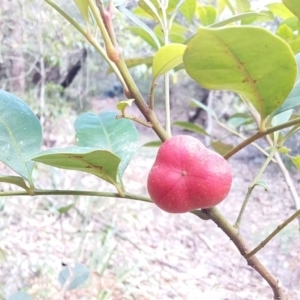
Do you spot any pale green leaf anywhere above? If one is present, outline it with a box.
[236,0,250,13]
[152,43,187,80]
[73,0,89,23]
[283,0,300,19]
[0,90,42,182]
[180,0,196,23]
[0,175,29,191]
[172,121,210,136]
[74,111,139,178]
[183,27,297,121]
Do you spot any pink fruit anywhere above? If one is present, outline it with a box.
[147,135,232,213]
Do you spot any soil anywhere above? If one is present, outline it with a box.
[1,103,300,300]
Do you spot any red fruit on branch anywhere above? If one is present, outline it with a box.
[147,135,232,213]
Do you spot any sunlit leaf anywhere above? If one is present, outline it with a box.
[267,3,294,20]
[152,43,187,80]
[107,56,153,74]
[116,99,135,114]
[277,23,294,41]
[74,111,139,178]
[29,147,120,186]
[290,155,300,170]
[118,6,161,49]
[183,27,297,121]
[73,0,89,23]
[0,90,42,182]
[180,0,196,23]
[58,263,90,291]
[138,0,161,22]
[210,12,270,27]
[196,5,217,26]
[236,0,250,13]
[128,27,160,50]
[283,0,300,19]
[278,147,291,154]
[172,121,210,136]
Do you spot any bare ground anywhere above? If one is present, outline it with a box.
[1,106,300,300]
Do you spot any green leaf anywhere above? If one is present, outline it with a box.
[58,263,89,291]
[190,99,217,119]
[210,12,270,28]
[142,141,162,147]
[273,53,300,115]
[183,27,297,121]
[278,147,291,154]
[116,99,135,114]
[172,121,209,136]
[29,147,120,186]
[128,27,160,50]
[227,113,254,129]
[138,0,161,22]
[267,3,294,20]
[118,6,161,49]
[169,23,188,44]
[180,0,196,23]
[0,90,42,182]
[283,0,300,19]
[73,0,89,23]
[277,23,294,41]
[58,203,74,214]
[253,181,268,191]
[0,176,30,191]
[196,5,217,26]
[290,38,300,54]
[290,155,300,170]
[236,0,250,13]
[211,140,235,156]
[74,111,139,178]
[224,0,235,14]
[152,43,187,80]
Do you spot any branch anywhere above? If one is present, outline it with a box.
[200,207,285,300]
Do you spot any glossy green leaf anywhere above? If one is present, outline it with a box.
[183,27,297,121]
[142,141,162,147]
[152,44,187,80]
[73,0,89,23]
[273,53,300,115]
[211,140,234,156]
[0,90,42,182]
[119,6,161,49]
[236,0,250,13]
[267,3,294,20]
[290,155,300,170]
[29,147,120,186]
[172,121,209,136]
[58,263,89,291]
[180,0,196,23]
[210,12,270,28]
[197,5,217,26]
[74,111,139,178]
[0,175,29,191]
[283,0,300,19]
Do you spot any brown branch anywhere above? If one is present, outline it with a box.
[200,207,285,300]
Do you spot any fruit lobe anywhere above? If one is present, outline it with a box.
[147,135,232,213]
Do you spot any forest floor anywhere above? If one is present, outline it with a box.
[1,101,300,300]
